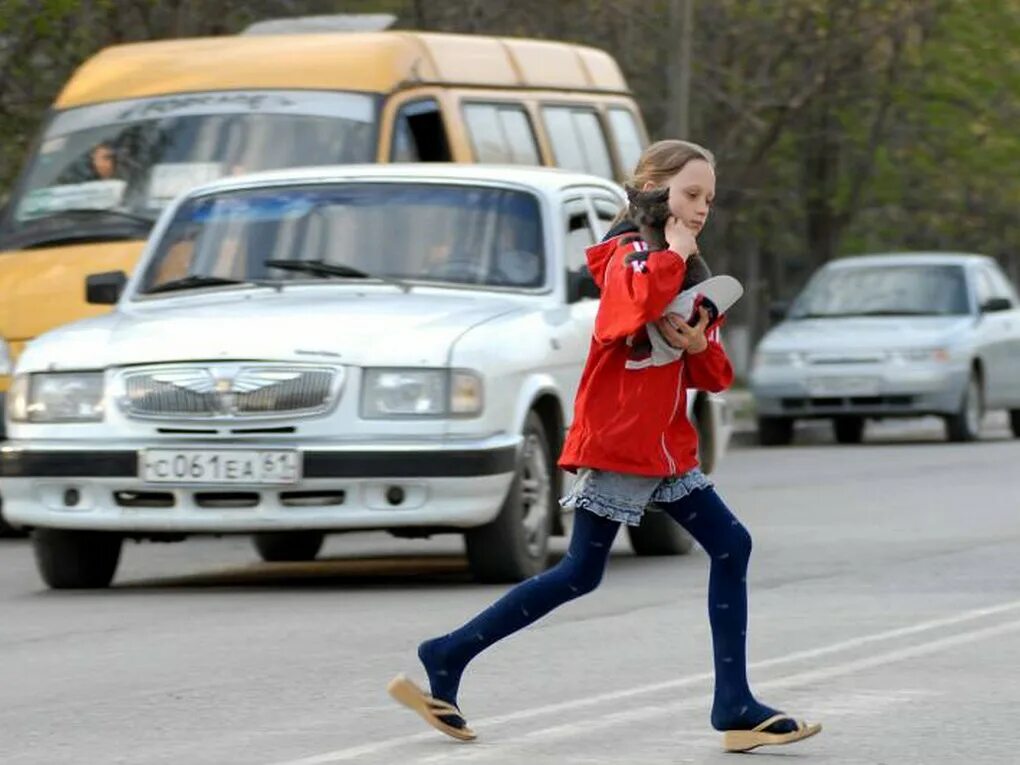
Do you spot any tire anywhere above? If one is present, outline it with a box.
[945,372,983,443]
[627,508,695,556]
[1010,410,1020,438]
[692,393,717,475]
[758,416,794,446]
[253,531,324,562]
[465,411,554,583]
[833,416,865,444]
[33,528,122,589]
[0,500,28,538]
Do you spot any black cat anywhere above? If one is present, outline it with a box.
[624,185,711,289]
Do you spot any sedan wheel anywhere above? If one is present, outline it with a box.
[465,412,553,583]
[945,373,983,443]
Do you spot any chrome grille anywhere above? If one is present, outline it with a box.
[121,365,339,419]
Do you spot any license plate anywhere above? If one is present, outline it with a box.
[140,449,301,485]
[806,377,880,397]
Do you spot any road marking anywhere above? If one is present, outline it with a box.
[423,617,1020,762]
[270,598,1020,764]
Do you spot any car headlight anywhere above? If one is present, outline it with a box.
[0,337,10,377]
[753,351,805,370]
[889,348,951,364]
[8,372,106,423]
[361,369,483,418]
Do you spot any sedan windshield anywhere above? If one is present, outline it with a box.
[790,264,970,318]
[0,90,376,249]
[138,183,546,294]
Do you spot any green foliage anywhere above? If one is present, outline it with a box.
[0,0,1017,314]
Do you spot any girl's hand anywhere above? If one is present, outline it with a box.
[664,215,698,261]
[656,307,710,354]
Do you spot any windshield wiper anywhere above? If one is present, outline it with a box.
[264,259,410,292]
[145,275,257,295]
[853,309,943,317]
[23,208,158,226]
[794,309,942,319]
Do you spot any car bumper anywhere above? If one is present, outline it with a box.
[0,435,519,533]
[750,364,970,418]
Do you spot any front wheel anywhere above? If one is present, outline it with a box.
[758,416,794,446]
[833,416,865,444]
[465,411,554,583]
[33,528,122,589]
[627,509,695,556]
[945,372,983,443]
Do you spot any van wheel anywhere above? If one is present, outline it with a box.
[253,532,324,562]
[465,412,553,583]
[627,509,694,556]
[945,373,983,443]
[758,416,794,446]
[833,416,865,444]
[1009,410,1020,438]
[33,528,122,589]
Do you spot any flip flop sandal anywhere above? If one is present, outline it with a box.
[387,674,477,741]
[722,714,822,753]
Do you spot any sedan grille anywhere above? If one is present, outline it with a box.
[121,365,340,419]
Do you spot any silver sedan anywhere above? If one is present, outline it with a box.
[750,253,1020,444]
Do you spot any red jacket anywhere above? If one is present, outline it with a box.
[558,233,734,477]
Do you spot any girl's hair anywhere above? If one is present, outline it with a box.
[613,139,716,227]
[629,139,715,189]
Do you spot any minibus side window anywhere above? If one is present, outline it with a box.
[391,99,451,162]
[607,108,645,175]
[542,106,613,180]
[463,102,540,165]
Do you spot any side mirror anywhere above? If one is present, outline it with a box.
[980,297,1013,313]
[768,300,790,323]
[567,267,600,303]
[86,271,128,305]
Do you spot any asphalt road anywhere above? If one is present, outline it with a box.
[2,416,1018,764]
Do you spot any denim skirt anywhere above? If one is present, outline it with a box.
[559,468,713,527]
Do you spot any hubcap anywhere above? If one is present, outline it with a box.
[519,433,551,558]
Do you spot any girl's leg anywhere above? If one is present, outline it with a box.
[419,507,620,709]
[660,488,796,734]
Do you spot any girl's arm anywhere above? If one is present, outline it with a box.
[682,323,734,393]
[593,240,687,344]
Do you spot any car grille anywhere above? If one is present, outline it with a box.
[121,365,340,419]
[781,395,916,411]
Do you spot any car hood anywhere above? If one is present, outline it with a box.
[17,287,522,371]
[758,315,975,353]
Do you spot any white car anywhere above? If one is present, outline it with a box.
[751,253,1020,445]
[2,164,731,589]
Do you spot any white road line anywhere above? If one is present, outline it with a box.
[424,617,1020,763]
[270,599,1020,765]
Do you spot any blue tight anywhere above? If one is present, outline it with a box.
[418,487,793,733]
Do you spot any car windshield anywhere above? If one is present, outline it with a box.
[0,90,376,249]
[138,182,546,295]
[789,264,970,318]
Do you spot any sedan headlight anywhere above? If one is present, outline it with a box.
[361,369,483,418]
[8,372,106,423]
[752,351,806,370]
[889,348,951,364]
